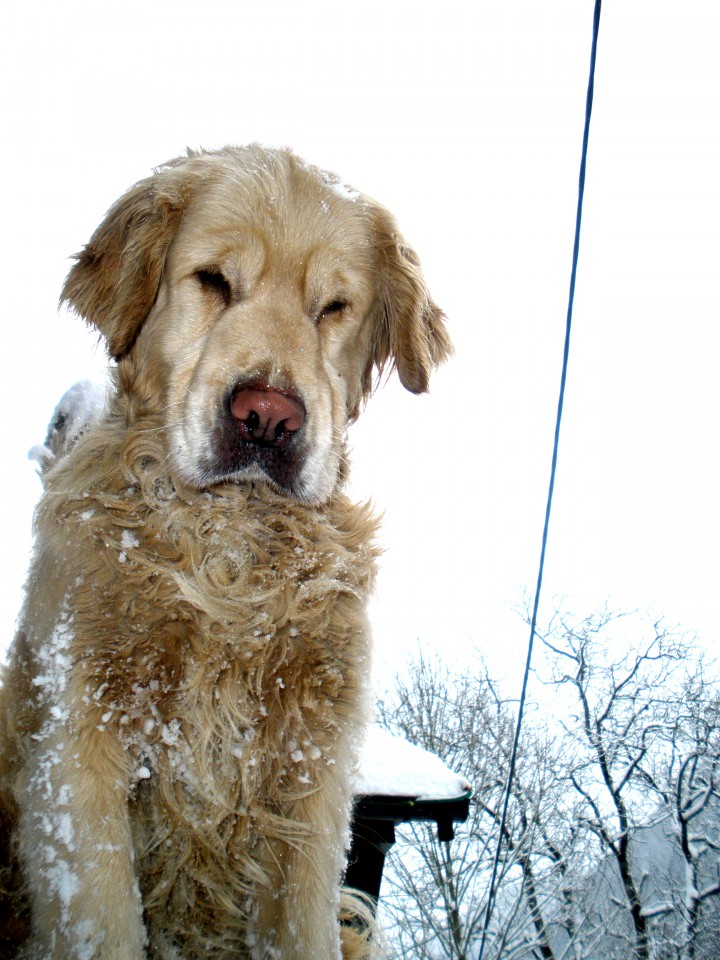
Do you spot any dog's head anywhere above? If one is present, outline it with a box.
[62,146,451,503]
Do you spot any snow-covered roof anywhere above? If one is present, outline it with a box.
[354,726,471,802]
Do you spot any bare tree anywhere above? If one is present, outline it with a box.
[634,662,720,959]
[376,650,581,960]
[377,611,720,960]
[536,607,720,960]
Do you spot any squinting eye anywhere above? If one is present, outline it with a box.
[318,300,347,321]
[195,269,232,304]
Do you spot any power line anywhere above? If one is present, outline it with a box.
[477,2,602,955]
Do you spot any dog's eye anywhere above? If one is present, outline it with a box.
[195,269,232,304]
[317,300,347,322]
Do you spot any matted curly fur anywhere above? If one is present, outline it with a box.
[0,145,451,959]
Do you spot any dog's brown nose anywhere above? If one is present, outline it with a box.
[230,386,306,447]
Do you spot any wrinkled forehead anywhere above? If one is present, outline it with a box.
[172,160,379,278]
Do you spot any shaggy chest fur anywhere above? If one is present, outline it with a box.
[19,418,379,949]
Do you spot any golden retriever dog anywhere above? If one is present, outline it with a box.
[0,145,451,959]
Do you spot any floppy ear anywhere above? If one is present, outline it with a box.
[368,204,453,395]
[61,166,191,360]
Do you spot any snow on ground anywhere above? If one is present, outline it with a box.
[355,726,471,801]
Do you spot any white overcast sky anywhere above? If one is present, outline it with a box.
[2,1,718,690]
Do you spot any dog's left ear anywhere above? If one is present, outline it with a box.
[61,166,191,360]
[366,203,453,397]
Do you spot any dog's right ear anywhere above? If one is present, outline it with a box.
[61,168,190,360]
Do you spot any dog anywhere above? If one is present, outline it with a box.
[0,145,451,959]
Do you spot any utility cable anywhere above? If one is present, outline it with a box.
[477,1,602,955]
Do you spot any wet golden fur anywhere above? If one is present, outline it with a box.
[0,146,450,959]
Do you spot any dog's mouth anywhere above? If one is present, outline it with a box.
[200,383,309,493]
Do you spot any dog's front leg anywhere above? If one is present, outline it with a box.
[17,721,146,960]
[252,771,354,960]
